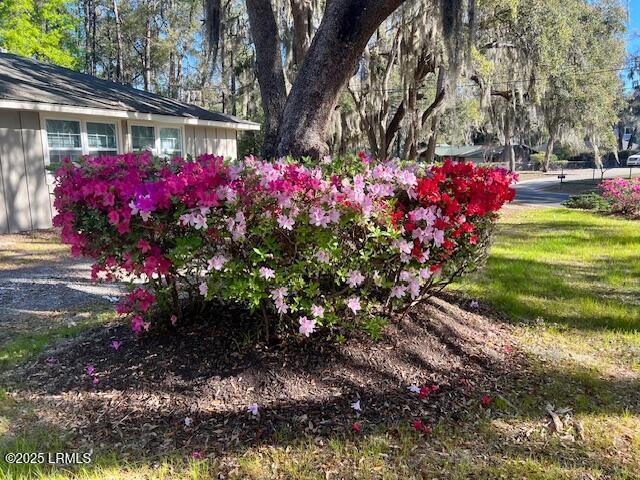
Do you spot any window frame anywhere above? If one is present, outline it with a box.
[41,114,122,167]
[128,121,185,158]
[85,121,119,154]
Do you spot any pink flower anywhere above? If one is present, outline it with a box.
[310,304,324,318]
[110,340,122,350]
[347,297,361,314]
[346,270,365,288]
[208,255,227,271]
[391,285,407,299]
[247,403,259,416]
[199,282,208,297]
[316,250,331,264]
[170,314,178,326]
[259,267,275,280]
[277,214,295,230]
[46,357,58,365]
[92,377,100,385]
[298,316,316,337]
[191,451,203,459]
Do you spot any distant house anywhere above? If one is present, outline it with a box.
[420,144,539,165]
[0,52,259,234]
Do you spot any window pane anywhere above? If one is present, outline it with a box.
[48,150,83,164]
[87,122,117,150]
[131,125,156,151]
[159,127,182,156]
[46,120,81,149]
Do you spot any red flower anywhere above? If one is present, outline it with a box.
[412,419,431,434]
[352,422,362,433]
[481,395,492,407]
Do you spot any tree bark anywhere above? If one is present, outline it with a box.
[112,0,124,83]
[502,113,516,172]
[276,0,408,158]
[543,128,557,172]
[144,10,152,91]
[245,0,288,159]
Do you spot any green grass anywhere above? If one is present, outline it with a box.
[457,207,640,331]
[0,310,112,370]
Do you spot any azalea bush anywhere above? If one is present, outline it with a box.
[601,178,640,217]
[53,152,516,339]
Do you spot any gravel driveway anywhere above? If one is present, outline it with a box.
[0,231,122,323]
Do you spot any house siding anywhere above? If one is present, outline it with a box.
[0,110,52,234]
[0,109,241,234]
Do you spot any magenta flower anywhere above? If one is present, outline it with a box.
[191,451,203,459]
[110,340,122,350]
[92,377,100,385]
[170,314,178,326]
[85,364,96,376]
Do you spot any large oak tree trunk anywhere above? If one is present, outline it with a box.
[276,0,407,158]
[245,0,288,159]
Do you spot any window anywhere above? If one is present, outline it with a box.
[46,119,82,164]
[87,122,118,156]
[159,127,182,157]
[131,125,156,152]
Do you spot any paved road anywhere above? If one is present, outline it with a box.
[513,167,636,206]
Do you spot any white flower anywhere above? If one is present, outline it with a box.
[184,417,193,427]
[351,400,361,411]
[408,385,421,394]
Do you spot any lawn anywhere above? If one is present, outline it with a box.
[1,207,639,479]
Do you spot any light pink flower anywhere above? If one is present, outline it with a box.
[199,282,208,297]
[346,270,365,288]
[259,267,275,280]
[316,250,331,264]
[208,255,227,271]
[299,316,316,337]
[311,304,325,318]
[390,285,407,299]
[347,297,361,314]
[277,214,295,230]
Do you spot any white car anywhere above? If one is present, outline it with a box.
[628,154,640,167]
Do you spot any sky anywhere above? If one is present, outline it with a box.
[628,0,640,53]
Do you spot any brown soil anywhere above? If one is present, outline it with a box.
[6,296,519,456]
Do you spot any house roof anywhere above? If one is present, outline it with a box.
[433,145,497,159]
[0,52,259,130]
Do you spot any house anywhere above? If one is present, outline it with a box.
[0,52,260,234]
[421,144,539,166]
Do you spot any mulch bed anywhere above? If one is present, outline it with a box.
[5,296,520,456]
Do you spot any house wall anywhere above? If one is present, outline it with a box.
[183,125,237,159]
[0,110,52,234]
[0,109,240,234]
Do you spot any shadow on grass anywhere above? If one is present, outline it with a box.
[1,298,638,478]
